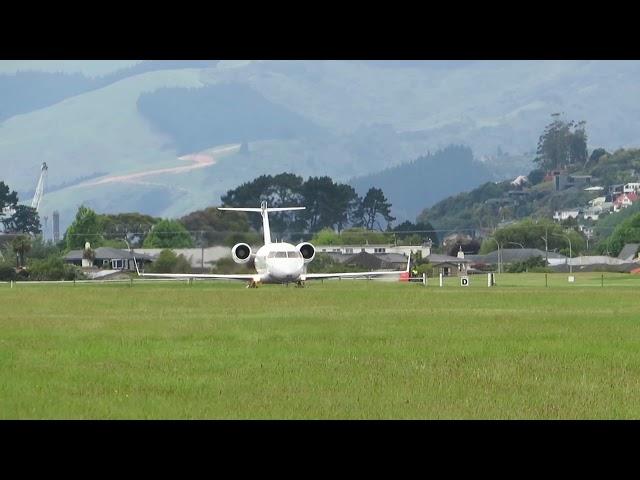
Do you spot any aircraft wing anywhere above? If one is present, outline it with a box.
[132,258,256,281]
[303,254,411,281]
[136,272,257,281]
[303,270,406,280]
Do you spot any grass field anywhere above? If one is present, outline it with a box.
[2,273,640,419]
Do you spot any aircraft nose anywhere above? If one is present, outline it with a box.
[273,262,300,278]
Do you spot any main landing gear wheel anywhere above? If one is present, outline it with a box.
[295,280,306,288]
[247,280,259,288]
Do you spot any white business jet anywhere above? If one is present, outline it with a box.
[135,201,409,287]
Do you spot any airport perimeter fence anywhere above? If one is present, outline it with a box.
[411,271,640,289]
[0,277,203,288]
[2,272,640,289]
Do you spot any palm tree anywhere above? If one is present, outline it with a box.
[12,235,31,268]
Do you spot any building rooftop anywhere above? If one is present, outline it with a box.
[426,253,471,264]
[467,248,566,264]
[64,247,154,262]
[618,243,640,261]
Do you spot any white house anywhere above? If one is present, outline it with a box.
[315,243,432,258]
[553,210,580,221]
[589,196,607,207]
[582,207,600,221]
[624,183,640,193]
[511,175,528,187]
[613,192,638,212]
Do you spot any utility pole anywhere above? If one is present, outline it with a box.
[553,232,572,274]
[545,226,548,263]
[488,237,502,274]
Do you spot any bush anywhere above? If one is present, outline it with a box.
[505,255,547,273]
[150,249,192,273]
[528,168,546,185]
[29,236,62,260]
[0,266,16,281]
[213,256,254,274]
[16,269,29,280]
[529,266,553,273]
[28,255,85,281]
[415,263,434,277]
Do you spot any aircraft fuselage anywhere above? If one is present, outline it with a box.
[253,242,306,283]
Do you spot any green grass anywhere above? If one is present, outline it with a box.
[2,275,640,419]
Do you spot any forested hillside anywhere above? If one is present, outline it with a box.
[137,83,324,154]
[417,142,640,234]
[350,145,494,222]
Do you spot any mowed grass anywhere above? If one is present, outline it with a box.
[2,274,640,419]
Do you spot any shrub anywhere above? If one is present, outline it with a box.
[528,168,546,185]
[415,263,434,277]
[505,256,547,273]
[28,255,85,281]
[16,269,29,280]
[0,266,16,281]
[150,249,192,273]
[529,266,553,273]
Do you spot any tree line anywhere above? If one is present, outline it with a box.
[221,173,396,236]
[3,168,440,265]
[0,181,42,235]
[59,173,401,249]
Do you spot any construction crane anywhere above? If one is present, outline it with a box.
[31,162,48,212]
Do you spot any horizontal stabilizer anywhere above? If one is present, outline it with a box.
[218,204,305,245]
[217,207,263,212]
[217,207,305,212]
[264,207,306,212]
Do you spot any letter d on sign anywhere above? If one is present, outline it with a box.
[460,276,469,287]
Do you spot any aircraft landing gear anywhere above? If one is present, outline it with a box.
[295,280,305,288]
[247,280,259,288]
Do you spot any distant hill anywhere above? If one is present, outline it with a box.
[0,61,219,123]
[416,148,640,234]
[350,146,494,222]
[137,83,324,154]
[2,60,640,235]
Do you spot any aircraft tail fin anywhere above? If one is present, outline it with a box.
[218,203,305,245]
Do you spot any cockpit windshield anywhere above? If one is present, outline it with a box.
[268,251,302,259]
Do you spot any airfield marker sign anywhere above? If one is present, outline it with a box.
[461,276,469,287]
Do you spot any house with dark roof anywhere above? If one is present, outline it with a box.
[425,253,471,276]
[324,251,408,271]
[64,247,154,271]
[467,248,566,266]
[618,244,640,262]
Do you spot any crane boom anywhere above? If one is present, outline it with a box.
[31,162,48,211]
